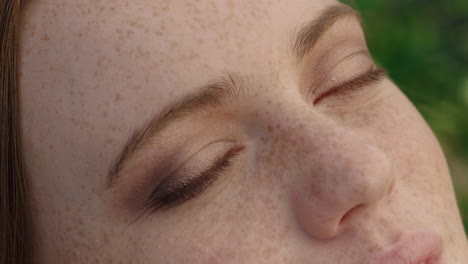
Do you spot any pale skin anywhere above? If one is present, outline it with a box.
[19,0,468,263]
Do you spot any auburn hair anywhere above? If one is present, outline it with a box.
[1,0,32,263]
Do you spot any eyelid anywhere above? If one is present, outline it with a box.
[156,139,238,184]
[314,67,386,105]
[309,49,378,101]
[306,47,373,98]
[326,50,371,77]
[143,141,244,212]
[318,50,375,89]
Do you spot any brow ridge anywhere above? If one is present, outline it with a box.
[106,73,247,187]
[292,4,360,63]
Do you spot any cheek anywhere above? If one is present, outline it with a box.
[369,87,458,222]
[373,88,449,185]
[137,237,241,264]
[134,174,294,264]
[32,201,137,263]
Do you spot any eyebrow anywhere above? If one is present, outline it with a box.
[105,3,361,188]
[106,73,247,187]
[292,4,359,63]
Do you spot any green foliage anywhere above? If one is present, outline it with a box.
[347,0,468,234]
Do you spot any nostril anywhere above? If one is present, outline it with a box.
[339,203,366,225]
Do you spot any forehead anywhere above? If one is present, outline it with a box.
[20,0,336,93]
[19,0,336,184]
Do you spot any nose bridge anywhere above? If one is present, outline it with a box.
[280,111,394,240]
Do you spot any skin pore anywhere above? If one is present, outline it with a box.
[19,0,467,263]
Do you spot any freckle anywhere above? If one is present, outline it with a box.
[42,34,49,40]
[71,117,81,126]
[189,23,197,30]
[49,144,54,150]
[277,193,283,200]
[290,138,297,146]
[193,7,201,15]
[227,0,235,9]
[154,31,163,36]
[170,41,178,47]
[209,2,218,14]
[114,93,121,101]
[102,111,108,117]
[368,244,379,253]
[101,231,110,243]
[114,43,121,53]
[261,247,276,259]
[267,125,273,133]
[30,31,35,37]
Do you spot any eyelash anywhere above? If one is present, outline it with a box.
[313,67,386,105]
[144,145,245,211]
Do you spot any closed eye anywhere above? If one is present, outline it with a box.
[313,67,386,105]
[143,145,245,213]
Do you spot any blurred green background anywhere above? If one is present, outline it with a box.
[343,0,468,234]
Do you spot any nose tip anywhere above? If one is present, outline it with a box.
[293,195,390,240]
[290,142,394,240]
[292,194,370,240]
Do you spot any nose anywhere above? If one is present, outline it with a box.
[287,117,394,240]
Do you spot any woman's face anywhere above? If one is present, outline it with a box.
[19,0,467,263]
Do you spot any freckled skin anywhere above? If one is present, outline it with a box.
[19,0,467,263]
